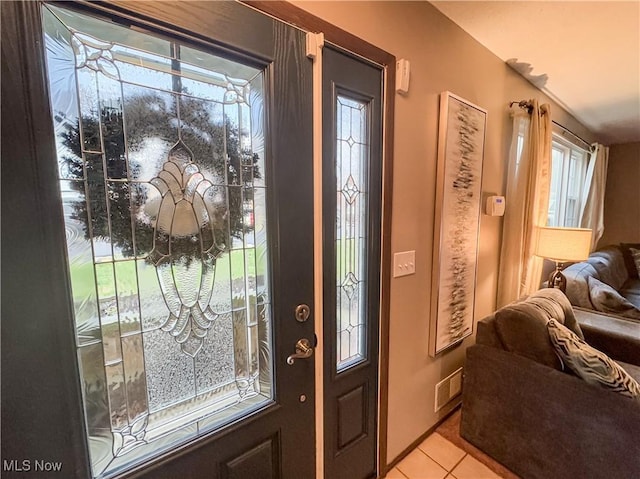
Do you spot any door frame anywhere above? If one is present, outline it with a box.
[243,2,395,476]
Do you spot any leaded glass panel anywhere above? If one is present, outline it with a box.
[336,94,369,372]
[43,5,272,477]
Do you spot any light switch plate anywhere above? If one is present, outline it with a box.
[393,250,415,277]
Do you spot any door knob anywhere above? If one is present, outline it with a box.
[286,338,314,365]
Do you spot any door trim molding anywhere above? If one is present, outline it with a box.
[1,2,91,475]
[242,3,395,476]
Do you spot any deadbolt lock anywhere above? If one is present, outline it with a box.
[294,304,311,322]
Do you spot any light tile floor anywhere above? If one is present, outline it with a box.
[386,432,505,479]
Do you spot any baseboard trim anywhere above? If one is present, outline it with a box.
[383,404,461,475]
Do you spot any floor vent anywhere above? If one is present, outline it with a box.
[434,367,463,412]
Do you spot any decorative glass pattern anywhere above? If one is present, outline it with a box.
[335,95,369,371]
[42,5,271,478]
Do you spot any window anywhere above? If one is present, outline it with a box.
[43,4,273,477]
[514,129,590,228]
[335,93,369,372]
[548,135,589,227]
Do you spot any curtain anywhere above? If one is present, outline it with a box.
[497,100,552,307]
[579,143,609,251]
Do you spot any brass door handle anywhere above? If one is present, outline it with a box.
[286,338,314,365]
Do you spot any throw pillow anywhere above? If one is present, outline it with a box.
[621,243,640,279]
[630,247,640,278]
[547,318,640,400]
[588,276,640,320]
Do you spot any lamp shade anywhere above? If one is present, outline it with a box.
[533,226,592,262]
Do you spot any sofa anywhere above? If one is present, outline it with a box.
[460,288,640,479]
[562,244,640,318]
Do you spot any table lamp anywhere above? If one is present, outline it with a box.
[533,226,592,292]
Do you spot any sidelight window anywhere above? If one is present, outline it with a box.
[335,94,370,372]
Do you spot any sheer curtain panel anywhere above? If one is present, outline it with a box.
[580,143,609,251]
[498,100,552,307]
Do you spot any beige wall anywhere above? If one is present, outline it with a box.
[290,0,594,464]
[598,142,640,246]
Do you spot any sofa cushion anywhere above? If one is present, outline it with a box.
[621,278,640,309]
[586,256,623,290]
[475,317,505,349]
[494,289,579,370]
[588,276,640,319]
[564,246,636,312]
[547,318,640,400]
[631,247,640,277]
[526,288,583,338]
[575,307,640,365]
[563,261,599,308]
[621,243,640,279]
[587,246,628,290]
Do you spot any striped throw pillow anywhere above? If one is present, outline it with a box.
[547,319,640,400]
[631,247,640,278]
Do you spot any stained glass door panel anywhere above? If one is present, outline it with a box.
[43,4,274,477]
[335,94,369,372]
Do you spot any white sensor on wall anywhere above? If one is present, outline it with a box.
[396,59,410,94]
[485,195,506,216]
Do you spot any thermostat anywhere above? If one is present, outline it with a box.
[486,195,505,216]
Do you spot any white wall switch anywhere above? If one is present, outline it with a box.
[393,250,415,278]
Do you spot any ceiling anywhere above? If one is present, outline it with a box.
[430,1,640,145]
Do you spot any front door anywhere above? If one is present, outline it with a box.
[1,2,314,478]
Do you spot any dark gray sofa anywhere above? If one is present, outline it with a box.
[460,289,640,479]
[563,244,640,313]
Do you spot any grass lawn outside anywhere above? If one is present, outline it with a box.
[69,244,267,302]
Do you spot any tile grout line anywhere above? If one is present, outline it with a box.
[448,452,468,474]
[417,446,457,473]
[397,431,506,479]
[392,465,410,479]
[397,469,410,479]
[414,448,450,476]
[417,436,468,473]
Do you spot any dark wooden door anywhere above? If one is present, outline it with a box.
[1,1,314,478]
[322,46,383,479]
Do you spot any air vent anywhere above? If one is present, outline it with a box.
[434,367,463,412]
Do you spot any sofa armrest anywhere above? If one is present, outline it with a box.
[574,307,640,365]
[461,344,640,479]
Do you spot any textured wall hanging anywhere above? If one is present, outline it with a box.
[430,92,486,356]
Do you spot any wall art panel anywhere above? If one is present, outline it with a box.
[430,92,487,356]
